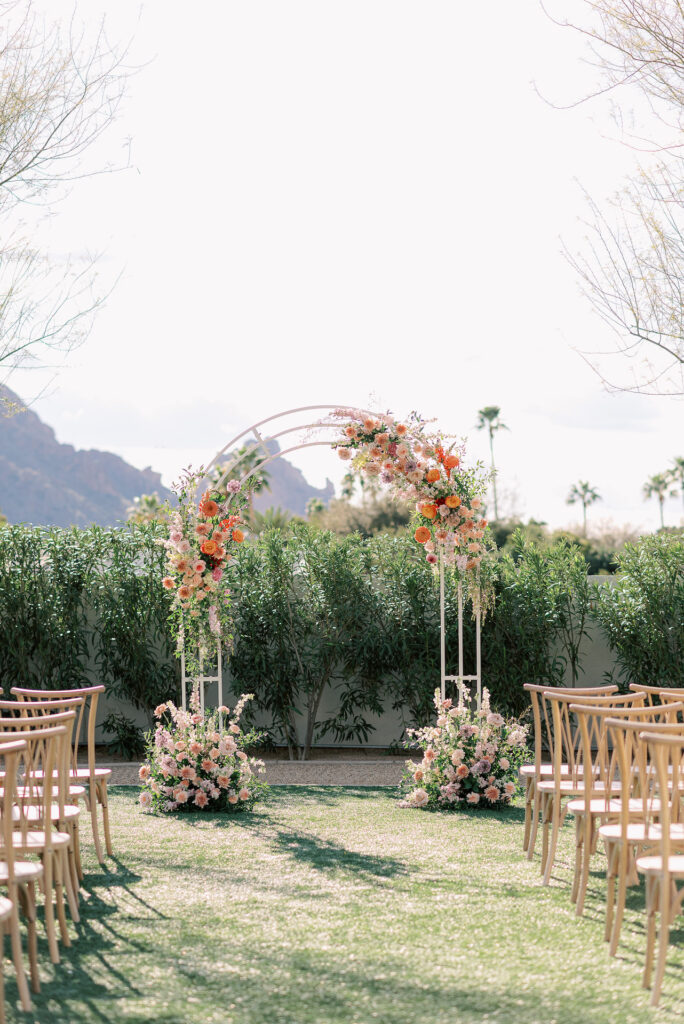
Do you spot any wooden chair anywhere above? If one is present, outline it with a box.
[11,685,113,863]
[0,894,14,1024]
[521,683,617,859]
[629,683,684,706]
[536,690,644,885]
[567,702,682,922]
[637,731,684,1006]
[0,737,43,1012]
[602,713,684,956]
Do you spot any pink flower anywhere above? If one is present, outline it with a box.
[195,523,210,537]
[505,782,516,795]
[194,791,209,808]
[499,757,510,771]
[139,791,152,810]
[229,724,240,735]
[175,740,186,752]
[188,741,201,755]
[209,747,220,759]
[191,714,202,724]
[411,788,429,807]
[227,479,241,493]
[456,764,469,779]
[485,786,500,802]
[413,769,424,782]
[220,737,237,756]
[424,748,436,762]
[154,703,167,717]
[201,759,216,772]
[426,553,438,564]
[138,764,151,781]
[180,766,196,781]
[338,447,352,460]
[218,706,230,714]
[239,788,250,801]
[217,774,230,788]
[237,750,248,762]
[466,793,480,805]
[228,793,238,804]
[173,788,189,804]
[212,567,223,582]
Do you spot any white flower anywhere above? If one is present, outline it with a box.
[411,788,429,807]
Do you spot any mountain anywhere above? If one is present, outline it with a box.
[0,385,172,527]
[0,389,335,527]
[247,439,335,517]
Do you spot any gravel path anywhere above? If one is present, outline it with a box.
[104,756,416,787]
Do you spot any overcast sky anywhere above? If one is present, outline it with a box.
[9,0,683,533]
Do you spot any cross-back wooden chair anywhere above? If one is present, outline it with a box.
[629,683,684,706]
[603,713,684,957]
[521,683,618,860]
[0,737,42,1012]
[567,701,682,921]
[0,893,14,1024]
[637,731,684,1007]
[11,685,112,863]
[536,689,644,885]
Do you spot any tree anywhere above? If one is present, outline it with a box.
[669,456,684,514]
[643,472,678,528]
[475,406,508,521]
[566,480,601,537]
[0,2,129,384]
[126,493,168,525]
[553,1,684,394]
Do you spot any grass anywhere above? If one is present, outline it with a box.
[7,785,684,1024]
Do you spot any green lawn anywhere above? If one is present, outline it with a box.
[8,786,684,1024]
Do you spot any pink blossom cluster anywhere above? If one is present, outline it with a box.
[398,687,529,811]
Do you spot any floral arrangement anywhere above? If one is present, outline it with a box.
[162,467,252,658]
[138,690,267,813]
[398,687,529,810]
[325,408,495,607]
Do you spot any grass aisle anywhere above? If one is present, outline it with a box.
[10,786,684,1024]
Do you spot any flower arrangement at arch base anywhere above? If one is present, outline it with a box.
[398,687,530,810]
[138,690,268,814]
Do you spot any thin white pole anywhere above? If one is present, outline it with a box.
[476,603,482,711]
[439,553,446,701]
[217,639,223,710]
[458,582,464,683]
[199,650,204,714]
[181,638,187,711]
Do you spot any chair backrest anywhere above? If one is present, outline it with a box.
[0,738,27,879]
[523,683,618,773]
[11,724,70,850]
[629,684,684,706]
[640,731,684,866]
[11,685,103,775]
[607,711,684,835]
[544,690,644,788]
[0,697,85,772]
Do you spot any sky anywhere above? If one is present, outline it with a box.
[8,0,684,533]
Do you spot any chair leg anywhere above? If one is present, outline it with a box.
[609,845,629,957]
[571,814,583,904]
[62,848,79,926]
[19,884,39,994]
[88,778,104,863]
[99,780,113,858]
[7,891,31,1012]
[543,796,563,886]
[0,925,5,1024]
[651,877,672,1007]
[523,778,532,853]
[71,822,83,884]
[643,877,657,991]
[575,815,594,917]
[42,854,59,964]
[527,783,541,861]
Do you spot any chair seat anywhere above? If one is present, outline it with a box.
[568,797,622,815]
[520,763,569,779]
[600,822,684,843]
[0,860,43,884]
[13,804,80,825]
[1,829,72,854]
[71,767,112,781]
[637,854,684,876]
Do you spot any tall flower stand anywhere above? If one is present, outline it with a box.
[180,640,223,712]
[439,554,482,708]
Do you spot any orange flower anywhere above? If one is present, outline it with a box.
[414,526,431,544]
[162,576,175,590]
[426,468,441,483]
[445,495,461,508]
[396,424,407,435]
[466,558,480,570]
[178,585,191,600]
[420,504,437,520]
[232,529,244,543]
[363,418,377,431]
[444,454,459,470]
[201,539,218,555]
[199,496,219,517]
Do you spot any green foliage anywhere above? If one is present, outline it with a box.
[101,712,145,760]
[592,532,684,688]
[0,522,179,713]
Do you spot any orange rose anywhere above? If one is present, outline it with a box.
[199,497,219,517]
[396,424,407,435]
[466,558,480,570]
[200,539,218,555]
[363,418,377,431]
[445,495,461,508]
[232,529,244,543]
[414,526,431,544]
[426,468,441,483]
[162,577,175,590]
[178,585,191,600]
[480,519,488,528]
[444,455,459,470]
[420,504,437,520]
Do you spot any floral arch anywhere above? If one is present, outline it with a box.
[162,406,494,713]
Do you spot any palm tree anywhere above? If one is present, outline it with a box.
[565,480,601,537]
[643,472,678,528]
[475,406,508,521]
[669,456,684,514]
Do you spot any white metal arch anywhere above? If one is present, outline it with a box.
[184,405,482,713]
